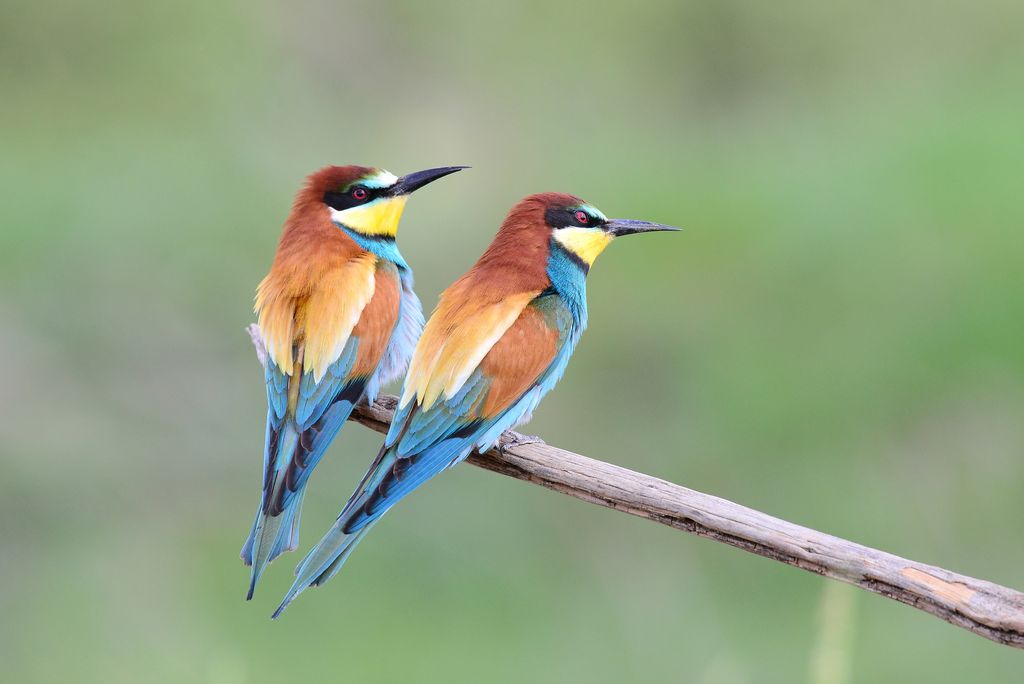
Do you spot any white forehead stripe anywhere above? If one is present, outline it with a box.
[361,170,399,189]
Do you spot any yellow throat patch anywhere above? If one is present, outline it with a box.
[331,195,409,237]
[553,227,613,266]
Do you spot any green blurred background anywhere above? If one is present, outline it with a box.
[2,1,1023,681]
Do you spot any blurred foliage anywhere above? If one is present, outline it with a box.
[2,1,1023,681]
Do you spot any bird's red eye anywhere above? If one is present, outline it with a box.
[352,187,368,200]
[574,210,589,224]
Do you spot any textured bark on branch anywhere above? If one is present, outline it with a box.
[246,324,1024,648]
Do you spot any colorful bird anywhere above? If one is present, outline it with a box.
[272,191,678,616]
[242,164,466,598]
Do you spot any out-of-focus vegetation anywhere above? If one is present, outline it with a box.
[2,1,1023,681]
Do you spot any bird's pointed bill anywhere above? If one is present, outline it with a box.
[604,218,681,236]
[390,166,469,195]
[331,166,466,238]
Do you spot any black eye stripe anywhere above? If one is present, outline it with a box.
[323,184,379,211]
[544,205,601,228]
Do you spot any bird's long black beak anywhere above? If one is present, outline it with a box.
[605,218,681,237]
[390,166,469,195]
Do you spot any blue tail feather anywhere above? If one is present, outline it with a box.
[271,520,376,619]
[241,419,304,599]
[243,488,304,599]
[242,391,362,598]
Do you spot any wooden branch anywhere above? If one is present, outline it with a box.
[246,325,1024,648]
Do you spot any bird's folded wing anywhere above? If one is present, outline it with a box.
[291,261,402,432]
[258,256,400,515]
[399,286,542,411]
[258,254,380,424]
[257,253,378,382]
[340,292,573,533]
[297,255,380,383]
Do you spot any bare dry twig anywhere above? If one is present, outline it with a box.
[247,324,1024,648]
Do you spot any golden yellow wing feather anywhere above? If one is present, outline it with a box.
[256,253,378,381]
[400,289,541,410]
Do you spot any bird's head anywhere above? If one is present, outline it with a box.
[306,164,466,239]
[533,193,680,270]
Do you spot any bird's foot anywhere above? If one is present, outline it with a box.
[498,433,544,456]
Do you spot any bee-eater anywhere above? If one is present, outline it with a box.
[242,164,466,598]
[272,191,678,616]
